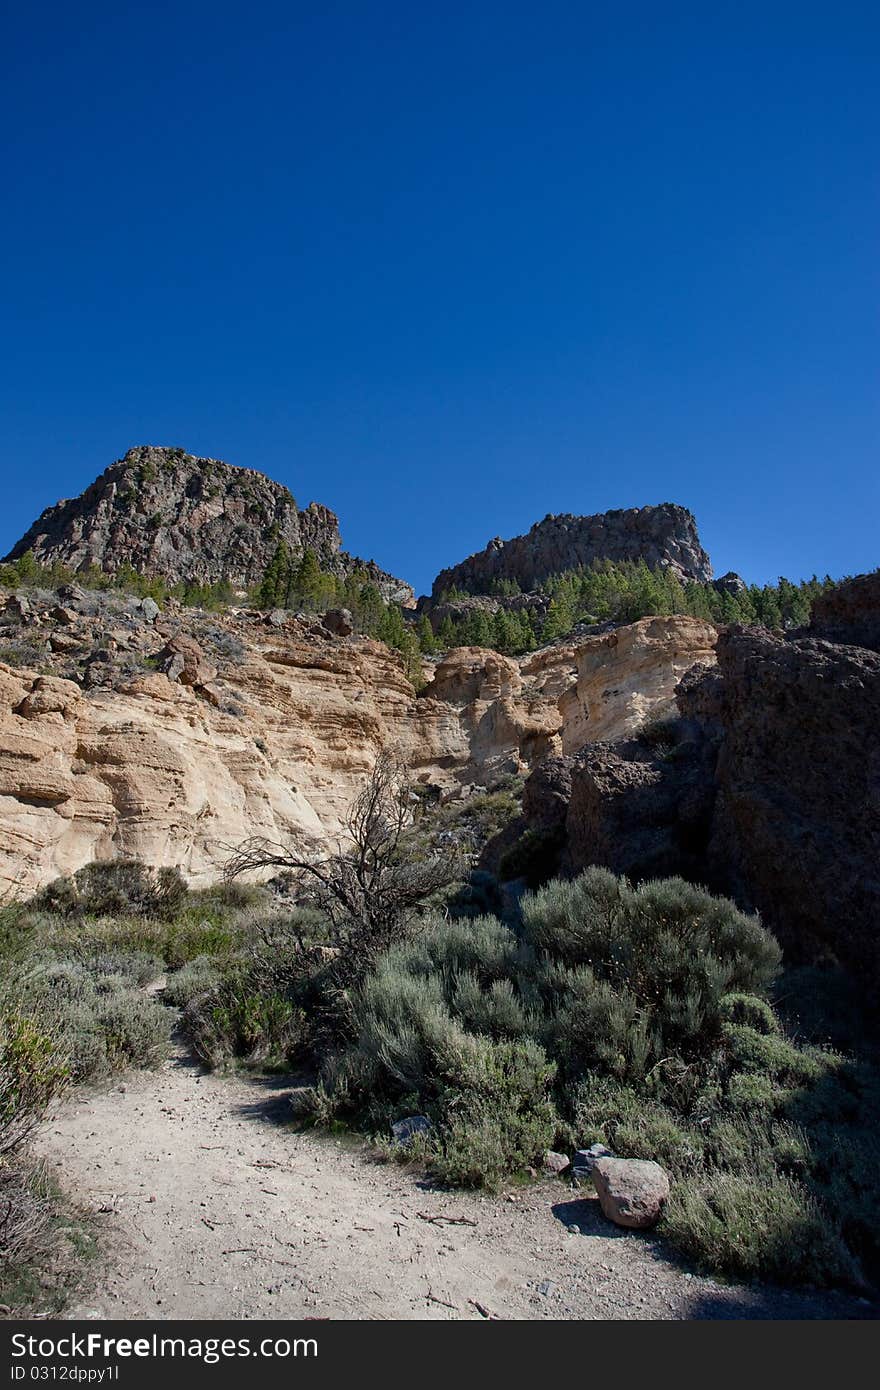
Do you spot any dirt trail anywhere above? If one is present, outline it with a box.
[34,1037,874,1321]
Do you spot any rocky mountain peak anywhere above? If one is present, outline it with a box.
[4,446,413,604]
[431,504,713,598]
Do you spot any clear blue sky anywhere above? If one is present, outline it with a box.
[1,2,877,596]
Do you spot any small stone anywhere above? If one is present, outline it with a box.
[391,1114,431,1146]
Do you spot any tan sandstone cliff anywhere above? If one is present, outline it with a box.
[0,602,716,895]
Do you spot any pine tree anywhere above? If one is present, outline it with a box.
[416,614,437,653]
[290,547,321,609]
[258,541,290,608]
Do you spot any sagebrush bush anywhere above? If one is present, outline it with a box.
[662,1173,858,1287]
[0,1006,69,1156]
[17,961,171,1082]
[181,925,328,1069]
[522,869,781,1040]
[163,955,222,1009]
[36,860,188,922]
[298,868,879,1287]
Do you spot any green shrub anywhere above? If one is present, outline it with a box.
[522,870,781,1062]
[18,961,171,1083]
[662,1172,858,1286]
[0,1009,69,1156]
[94,994,170,1071]
[71,947,164,988]
[185,978,306,1070]
[164,955,222,1009]
[180,929,326,1070]
[35,860,188,921]
[430,1036,557,1188]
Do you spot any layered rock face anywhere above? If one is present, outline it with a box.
[4,446,413,605]
[0,627,457,897]
[0,589,717,896]
[431,504,713,597]
[558,615,717,752]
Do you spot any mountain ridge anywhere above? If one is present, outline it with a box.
[430,504,714,598]
[4,445,414,606]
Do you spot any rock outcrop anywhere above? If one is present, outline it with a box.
[558,615,717,753]
[431,504,713,597]
[808,569,880,653]
[517,572,880,993]
[0,586,717,896]
[681,622,880,983]
[4,446,413,605]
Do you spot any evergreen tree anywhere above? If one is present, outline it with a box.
[290,547,322,608]
[416,614,437,654]
[257,541,290,608]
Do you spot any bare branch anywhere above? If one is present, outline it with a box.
[225,752,463,985]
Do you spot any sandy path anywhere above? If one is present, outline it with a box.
[34,1037,874,1321]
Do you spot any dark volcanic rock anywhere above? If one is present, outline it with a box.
[693,625,880,982]
[565,734,715,883]
[431,504,712,598]
[522,756,573,834]
[417,591,550,631]
[809,570,880,653]
[5,445,413,605]
[322,607,354,637]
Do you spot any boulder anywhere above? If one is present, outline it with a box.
[141,597,160,623]
[322,608,354,637]
[572,1143,613,1177]
[6,594,30,620]
[592,1156,670,1229]
[48,632,80,654]
[157,633,218,688]
[543,1150,570,1174]
[56,584,87,608]
[391,1115,432,1147]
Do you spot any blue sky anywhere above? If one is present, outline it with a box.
[1,2,877,596]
